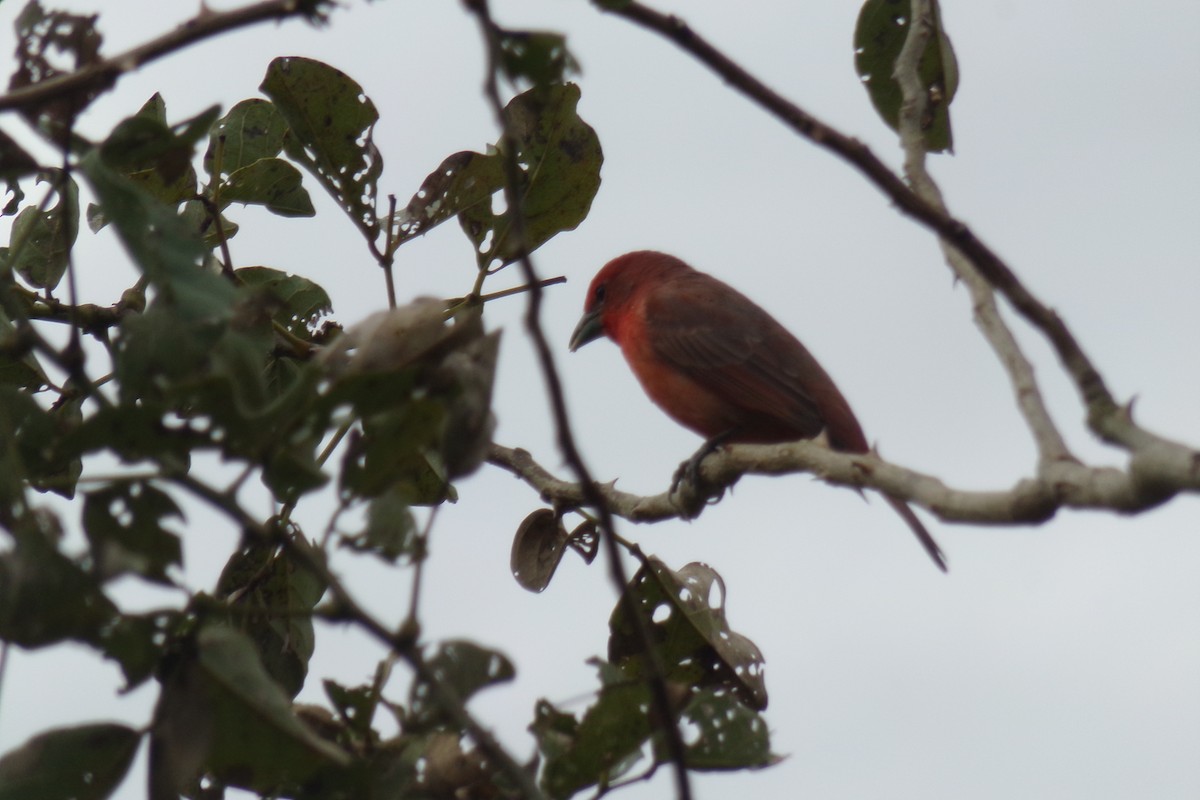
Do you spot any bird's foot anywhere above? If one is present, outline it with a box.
[669,434,733,518]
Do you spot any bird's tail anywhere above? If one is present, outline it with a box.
[883,494,948,572]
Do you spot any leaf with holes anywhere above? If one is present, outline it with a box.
[533,670,652,799]
[261,57,382,239]
[391,150,505,248]
[407,640,514,733]
[459,83,601,268]
[0,723,140,800]
[609,558,768,710]
[674,688,780,770]
[82,481,183,584]
[10,1,104,138]
[0,171,78,291]
[854,0,958,152]
[235,266,332,338]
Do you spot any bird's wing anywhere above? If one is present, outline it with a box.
[643,274,830,440]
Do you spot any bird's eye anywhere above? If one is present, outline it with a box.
[593,284,606,304]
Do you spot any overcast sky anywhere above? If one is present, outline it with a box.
[2,1,1199,798]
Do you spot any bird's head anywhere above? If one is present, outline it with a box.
[569,250,689,351]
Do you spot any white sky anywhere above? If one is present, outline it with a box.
[1,1,1199,798]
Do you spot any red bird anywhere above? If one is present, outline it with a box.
[569,250,946,571]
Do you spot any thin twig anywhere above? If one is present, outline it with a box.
[465,3,693,798]
[891,1,1072,467]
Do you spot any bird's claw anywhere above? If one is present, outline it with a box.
[669,450,727,518]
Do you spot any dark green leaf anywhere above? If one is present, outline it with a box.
[81,151,235,320]
[151,625,350,797]
[0,172,79,291]
[0,305,48,390]
[677,688,779,770]
[408,640,515,732]
[10,1,104,139]
[216,543,326,699]
[205,99,289,176]
[221,157,315,217]
[235,266,332,337]
[534,682,651,799]
[82,481,183,584]
[854,0,958,152]
[0,511,117,648]
[340,487,418,563]
[0,723,140,800]
[609,559,768,711]
[3,179,26,217]
[392,150,505,246]
[459,83,602,268]
[261,57,382,238]
[0,130,38,181]
[497,30,580,87]
[323,676,381,742]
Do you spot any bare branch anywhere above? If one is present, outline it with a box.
[488,441,1198,526]
[891,2,1072,467]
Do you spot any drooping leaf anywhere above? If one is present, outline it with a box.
[0,172,79,291]
[854,0,958,152]
[609,559,768,711]
[391,151,505,246]
[0,723,140,800]
[510,508,570,593]
[260,57,382,238]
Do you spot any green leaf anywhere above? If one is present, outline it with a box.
[10,1,103,137]
[150,625,350,796]
[0,386,79,499]
[205,98,288,176]
[0,304,48,390]
[216,543,326,698]
[533,681,651,799]
[458,83,602,268]
[340,487,418,563]
[0,172,79,291]
[0,723,140,800]
[496,30,580,87]
[261,57,382,238]
[235,266,332,337]
[392,150,505,246]
[0,129,38,181]
[82,481,184,584]
[407,641,515,732]
[854,0,958,153]
[510,508,569,593]
[81,151,235,320]
[609,559,768,711]
[0,512,118,648]
[677,688,779,771]
[221,157,315,217]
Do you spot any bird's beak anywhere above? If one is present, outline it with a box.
[569,306,605,352]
